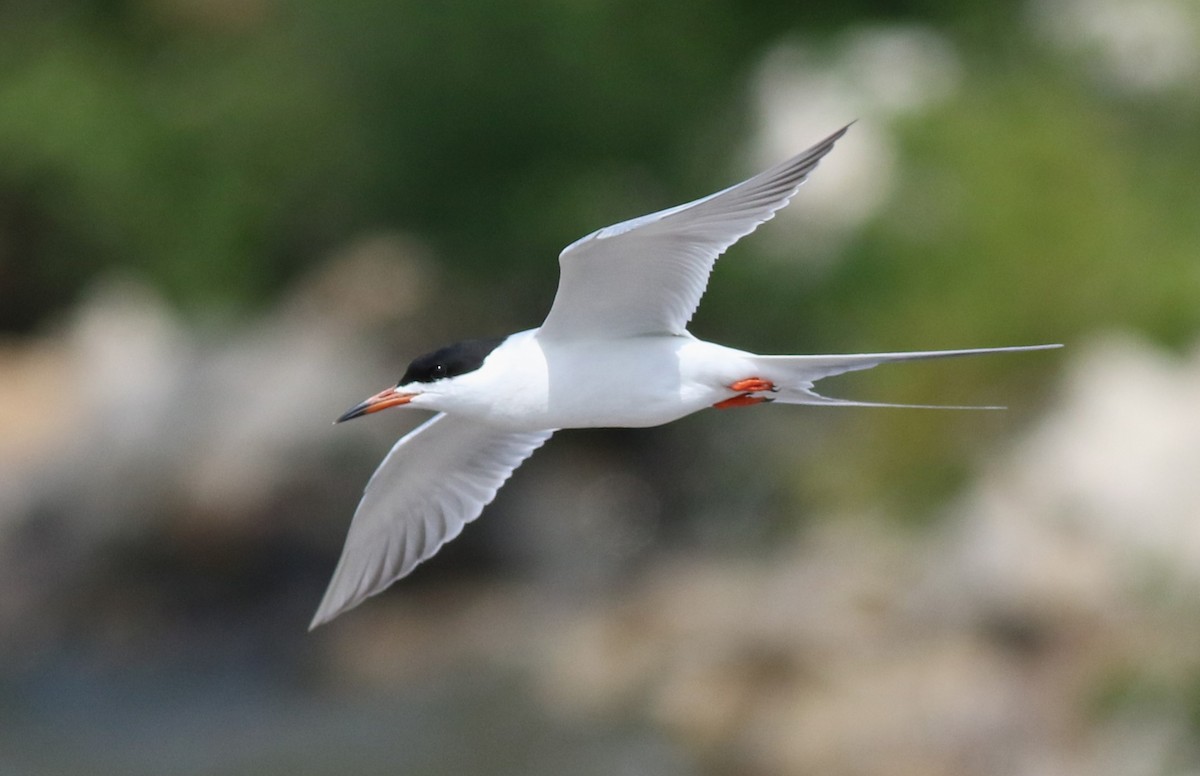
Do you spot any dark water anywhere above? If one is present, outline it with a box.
[1,651,690,776]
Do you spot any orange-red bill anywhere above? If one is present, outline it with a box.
[335,387,417,423]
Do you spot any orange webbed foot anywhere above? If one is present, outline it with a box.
[713,394,770,410]
[713,377,777,410]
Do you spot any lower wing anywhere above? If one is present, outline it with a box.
[311,413,554,629]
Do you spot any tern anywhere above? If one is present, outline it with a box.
[312,124,1058,628]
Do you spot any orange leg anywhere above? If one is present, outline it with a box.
[712,377,777,410]
[730,377,775,393]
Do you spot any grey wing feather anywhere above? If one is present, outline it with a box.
[538,124,851,340]
[310,413,553,629]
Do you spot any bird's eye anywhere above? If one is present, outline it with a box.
[432,363,447,378]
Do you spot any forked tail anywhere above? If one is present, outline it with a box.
[750,344,1061,409]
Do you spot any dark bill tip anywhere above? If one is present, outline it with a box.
[334,387,416,424]
[334,399,373,424]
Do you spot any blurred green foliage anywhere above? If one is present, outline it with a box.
[1,0,1032,330]
[1,0,1197,512]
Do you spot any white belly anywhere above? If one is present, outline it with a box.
[443,331,758,430]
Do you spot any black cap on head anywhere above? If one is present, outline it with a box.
[399,337,505,386]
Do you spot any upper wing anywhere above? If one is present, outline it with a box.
[311,413,553,628]
[537,124,851,341]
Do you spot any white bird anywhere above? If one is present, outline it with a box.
[312,125,1058,628]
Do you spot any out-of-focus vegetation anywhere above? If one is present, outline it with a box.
[4,0,1198,507]
[2,0,1200,774]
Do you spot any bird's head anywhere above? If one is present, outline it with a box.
[335,337,505,423]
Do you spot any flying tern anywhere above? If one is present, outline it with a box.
[313,124,1058,628]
